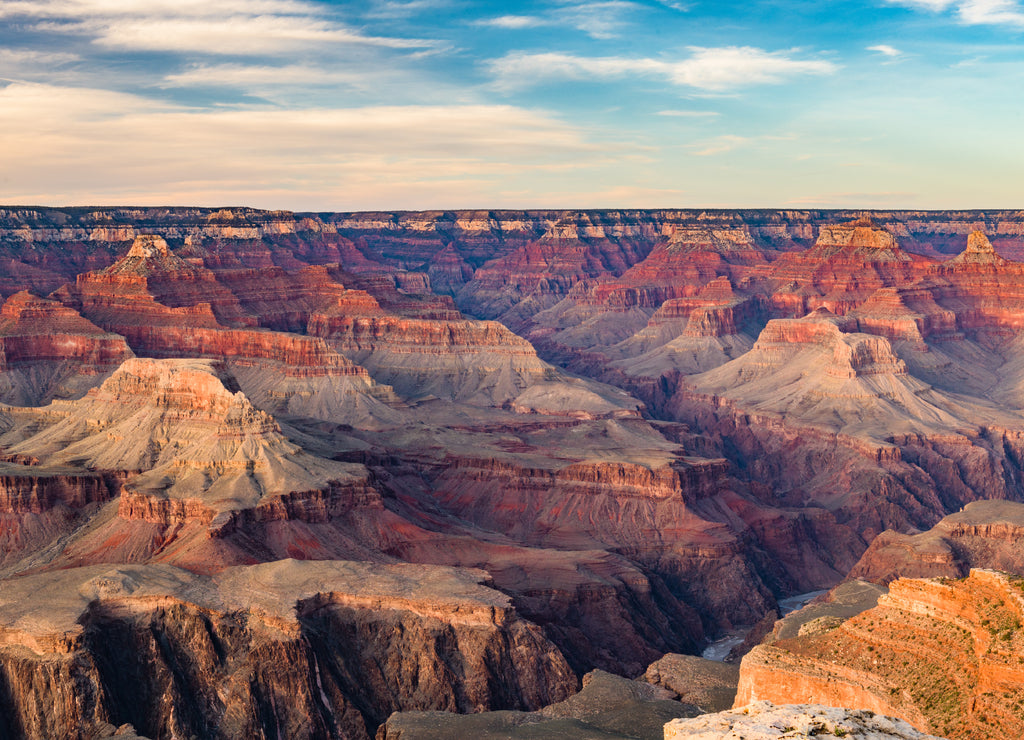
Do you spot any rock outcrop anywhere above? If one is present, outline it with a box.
[0,560,576,739]
[850,499,1024,583]
[736,569,1024,739]
[643,654,740,713]
[378,669,697,740]
[0,291,133,405]
[664,701,945,739]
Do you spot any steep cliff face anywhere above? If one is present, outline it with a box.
[0,463,117,569]
[849,499,1024,583]
[420,451,797,638]
[0,292,134,406]
[0,560,577,739]
[736,569,1024,739]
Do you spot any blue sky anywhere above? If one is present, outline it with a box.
[1,0,1022,210]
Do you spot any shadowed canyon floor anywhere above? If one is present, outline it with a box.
[2,208,1024,737]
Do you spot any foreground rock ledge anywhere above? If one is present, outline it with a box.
[0,559,576,739]
[664,701,946,739]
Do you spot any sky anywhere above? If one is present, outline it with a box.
[0,0,1023,211]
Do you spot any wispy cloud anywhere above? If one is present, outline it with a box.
[958,0,1024,25]
[0,82,598,209]
[561,1,640,39]
[161,64,370,90]
[475,15,547,29]
[886,0,1024,26]
[365,0,453,18]
[689,134,749,156]
[491,47,838,92]
[476,1,641,39]
[867,44,903,57]
[1,0,436,54]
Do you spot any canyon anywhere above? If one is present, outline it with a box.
[2,207,1024,737]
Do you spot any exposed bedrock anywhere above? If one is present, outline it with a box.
[849,499,1024,584]
[377,669,699,740]
[664,394,1024,541]
[735,569,1024,739]
[0,561,577,740]
[418,455,785,639]
[0,291,134,406]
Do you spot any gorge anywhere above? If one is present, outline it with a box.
[3,207,1024,738]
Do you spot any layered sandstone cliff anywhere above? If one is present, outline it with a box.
[736,569,1024,739]
[850,499,1024,583]
[0,291,133,405]
[0,560,576,739]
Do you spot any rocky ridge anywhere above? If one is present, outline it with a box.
[0,559,575,740]
[736,569,1024,739]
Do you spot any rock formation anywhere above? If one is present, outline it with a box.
[0,560,575,739]
[736,569,1024,739]
[0,291,133,405]
[378,669,698,740]
[664,701,944,739]
[643,654,740,713]
[2,210,1024,738]
[850,499,1024,584]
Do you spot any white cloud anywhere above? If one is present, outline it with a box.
[2,0,436,54]
[670,47,837,89]
[886,0,1024,25]
[491,47,837,92]
[476,15,547,29]
[160,64,382,95]
[0,82,597,209]
[958,0,1024,25]
[0,48,79,81]
[476,2,641,39]
[867,44,903,57]
[0,0,319,20]
[561,1,640,39]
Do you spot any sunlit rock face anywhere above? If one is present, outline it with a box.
[736,569,1024,740]
[1,210,1024,738]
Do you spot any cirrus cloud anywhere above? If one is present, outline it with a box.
[885,0,1024,26]
[0,81,600,209]
[490,47,838,92]
[0,0,436,54]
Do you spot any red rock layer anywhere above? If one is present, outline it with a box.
[309,308,536,357]
[764,219,935,317]
[848,500,1024,583]
[583,227,771,310]
[420,454,792,636]
[736,569,1024,739]
[647,277,758,338]
[0,467,111,514]
[0,292,132,374]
